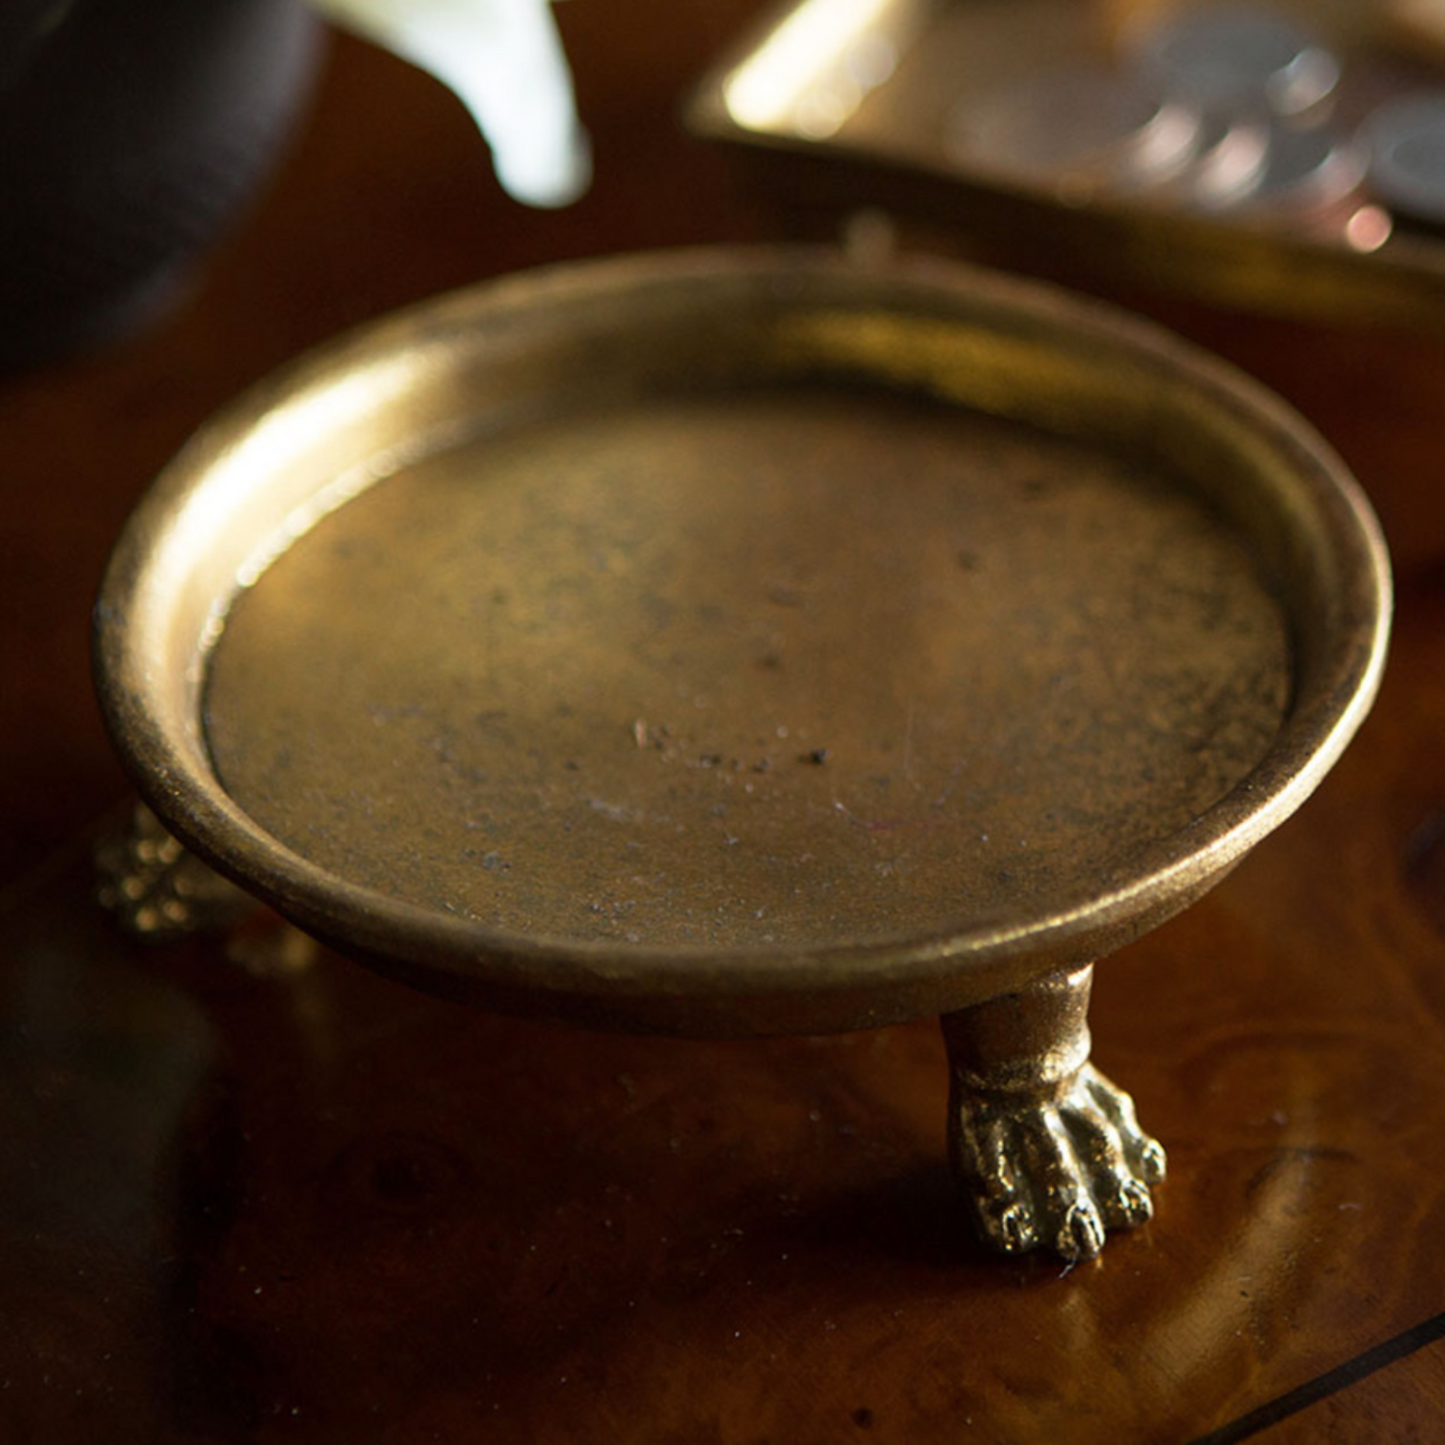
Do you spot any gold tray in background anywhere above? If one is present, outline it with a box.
[687,0,1445,328]
[93,249,1388,1256]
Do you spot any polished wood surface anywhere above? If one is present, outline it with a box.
[4,6,1445,1440]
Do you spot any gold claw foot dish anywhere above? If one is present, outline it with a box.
[944,965,1164,1259]
[93,249,1389,1263]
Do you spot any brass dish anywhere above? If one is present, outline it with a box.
[94,249,1390,1257]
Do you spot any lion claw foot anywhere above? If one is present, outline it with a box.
[959,1063,1165,1260]
[96,801,258,941]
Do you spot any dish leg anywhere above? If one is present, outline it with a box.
[95,801,310,975]
[941,963,1165,1259]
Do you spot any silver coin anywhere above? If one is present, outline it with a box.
[1246,122,1366,213]
[1161,110,1269,207]
[1131,4,1340,118]
[949,65,1200,196]
[1364,93,1445,224]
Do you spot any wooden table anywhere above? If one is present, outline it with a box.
[3,5,1445,1440]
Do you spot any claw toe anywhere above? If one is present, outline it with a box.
[986,1199,1036,1254]
[1137,1138,1167,1184]
[1057,1200,1105,1260]
[1114,1177,1153,1226]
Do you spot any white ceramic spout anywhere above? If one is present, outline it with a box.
[308,0,591,207]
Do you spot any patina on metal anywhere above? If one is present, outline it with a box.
[93,248,1390,1258]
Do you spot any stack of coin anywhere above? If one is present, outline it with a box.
[1129,4,1367,225]
[947,2,1386,236]
[949,64,1202,200]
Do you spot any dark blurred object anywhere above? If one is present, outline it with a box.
[0,0,321,369]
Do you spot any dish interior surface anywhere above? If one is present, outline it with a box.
[202,381,1290,955]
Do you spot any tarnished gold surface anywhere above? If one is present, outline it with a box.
[688,0,1445,328]
[203,389,1286,957]
[93,249,1388,1255]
